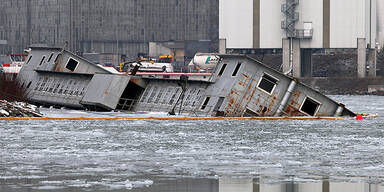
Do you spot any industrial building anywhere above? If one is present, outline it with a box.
[220,0,379,78]
[0,0,219,60]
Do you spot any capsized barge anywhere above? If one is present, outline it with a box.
[17,46,355,117]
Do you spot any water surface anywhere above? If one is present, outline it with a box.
[0,95,383,191]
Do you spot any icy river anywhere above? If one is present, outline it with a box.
[1,95,384,191]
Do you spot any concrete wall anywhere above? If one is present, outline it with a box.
[219,0,253,48]
[330,0,366,48]
[220,0,376,49]
[259,0,284,49]
[298,0,323,48]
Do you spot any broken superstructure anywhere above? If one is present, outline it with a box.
[17,46,355,117]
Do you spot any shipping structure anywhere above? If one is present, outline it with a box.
[17,46,355,117]
[1,54,27,74]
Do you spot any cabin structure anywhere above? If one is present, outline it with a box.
[17,46,355,117]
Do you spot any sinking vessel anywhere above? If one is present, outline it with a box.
[16,46,355,117]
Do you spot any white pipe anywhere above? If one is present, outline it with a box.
[274,79,297,116]
[284,37,293,75]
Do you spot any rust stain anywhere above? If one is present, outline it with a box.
[54,65,65,72]
[130,78,140,84]
[258,105,264,113]
[266,96,277,113]
[285,105,302,116]
[288,90,301,108]
[229,98,235,105]
[254,97,260,106]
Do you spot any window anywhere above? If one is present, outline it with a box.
[39,78,47,91]
[192,89,204,107]
[53,81,61,93]
[147,87,158,103]
[58,83,64,94]
[48,79,56,92]
[66,57,79,71]
[63,80,72,95]
[140,86,152,102]
[244,108,259,117]
[44,78,53,92]
[80,86,86,96]
[39,56,46,66]
[161,87,173,104]
[69,81,77,95]
[218,64,227,76]
[47,52,54,62]
[34,81,40,91]
[232,62,242,76]
[201,97,210,110]
[257,73,278,94]
[168,88,181,105]
[154,88,164,104]
[54,54,60,63]
[300,96,321,116]
[26,81,32,89]
[26,56,32,64]
[183,88,196,106]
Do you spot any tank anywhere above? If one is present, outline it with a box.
[188,53,220,69]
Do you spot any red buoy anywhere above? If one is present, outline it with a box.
[356,114,363,120]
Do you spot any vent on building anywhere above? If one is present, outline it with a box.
[300,96,321,116]
[66,58,79,71]
[257,73,278,94]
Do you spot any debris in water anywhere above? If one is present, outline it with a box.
[0,100,43,117]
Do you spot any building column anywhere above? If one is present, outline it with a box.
[282,38,301,78]
[357,38,367,78]
[367,48,377,77]
[292,39,301,78]
[219,39,227,54]
[282,38,290,73]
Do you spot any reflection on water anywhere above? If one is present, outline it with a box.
[2,176,383,192]
[219,177,383,192]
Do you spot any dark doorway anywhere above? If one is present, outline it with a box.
[116,81,145,111]
[301,49,312,77]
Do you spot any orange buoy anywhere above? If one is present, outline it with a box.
[356,114,363,120]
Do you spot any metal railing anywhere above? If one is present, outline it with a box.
[295,29,313,39]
